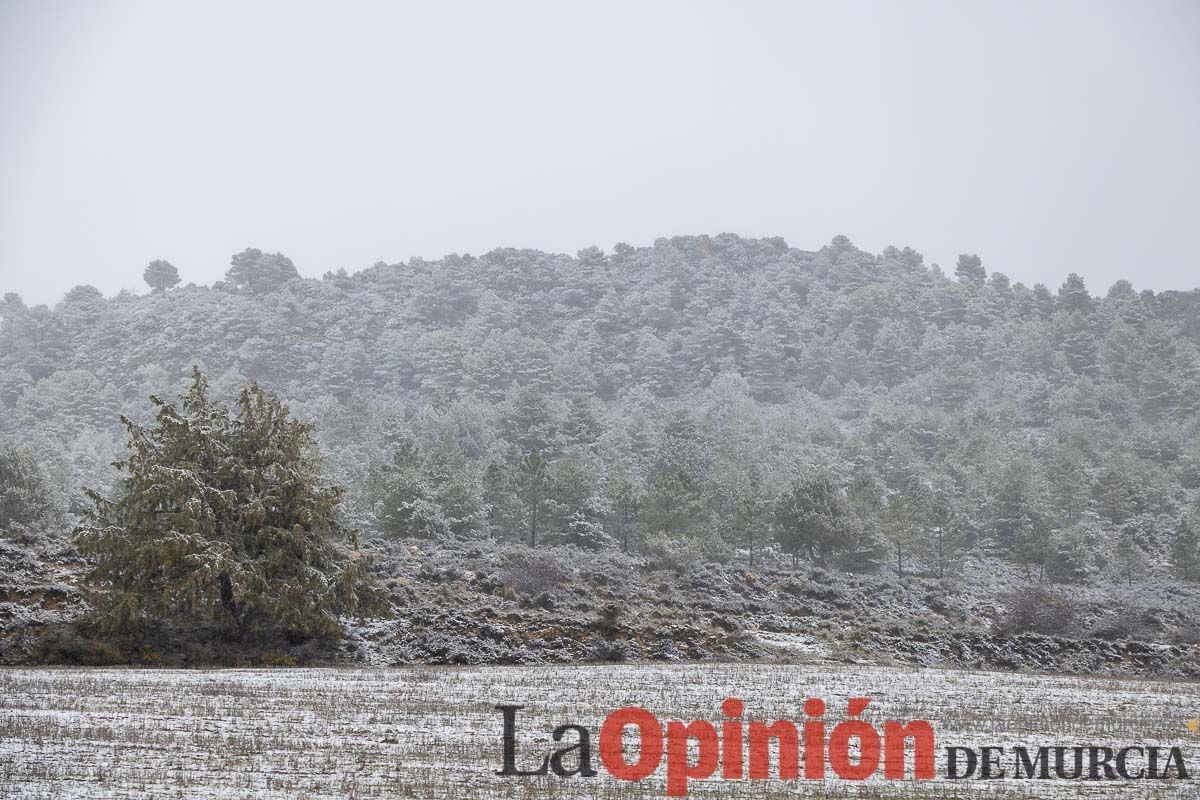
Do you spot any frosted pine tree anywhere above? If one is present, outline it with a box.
[74,368,383,645]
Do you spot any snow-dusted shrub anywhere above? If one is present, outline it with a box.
[642,531,732,573]
[544,512,617,551]
[591,639,628,662]
[36,628,122,666]
[498,546,569,596]
[995,584,1078,637]
[1089,603,1148,641]
[1174,619,1200,645]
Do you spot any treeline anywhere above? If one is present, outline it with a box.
[3,235,1200,582]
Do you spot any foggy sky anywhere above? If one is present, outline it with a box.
[1,0,1198,306]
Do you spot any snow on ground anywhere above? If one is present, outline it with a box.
[0,664,1197,798]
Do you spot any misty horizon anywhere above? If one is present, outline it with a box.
[3,0,1199,305]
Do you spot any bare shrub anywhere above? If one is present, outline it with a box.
[1089,595,1160,642]
[497,547,568,596]
[591,602,623,635]
[995,584,1078,637]
[1174,620,1200,646]
[591,639,628,662]
[642,532,731,572]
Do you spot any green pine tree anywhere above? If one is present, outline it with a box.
[773,474,854,568]
[0,441,60,531]
[1172,517,1200,581]
[516,450,549,546]
[377,439,447,539]
[74,368,384,646]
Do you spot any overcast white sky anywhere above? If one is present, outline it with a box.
[1,0,1197,306]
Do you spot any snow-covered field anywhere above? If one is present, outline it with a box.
[0,664,1196,798]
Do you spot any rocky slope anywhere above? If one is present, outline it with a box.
[341,538,1200,678]
[4,531,1198,678]
[0,536,87,665]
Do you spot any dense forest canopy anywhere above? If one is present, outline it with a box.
[3,235,1200,581]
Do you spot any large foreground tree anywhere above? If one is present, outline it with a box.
[75,368,382,644]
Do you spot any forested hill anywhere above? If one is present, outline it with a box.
[3,234,1200,580]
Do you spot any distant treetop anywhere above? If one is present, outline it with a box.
[224,248,300,294]
[143,260,180,292]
